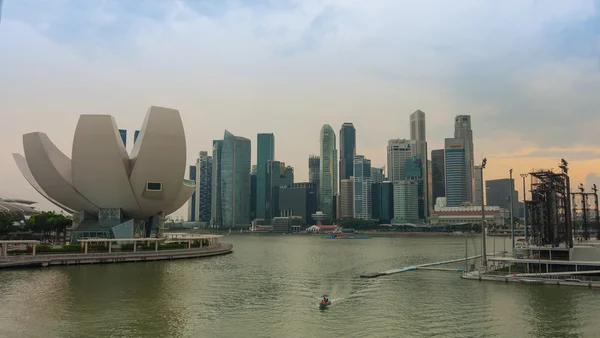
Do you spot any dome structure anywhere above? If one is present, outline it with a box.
[12,106,194,239]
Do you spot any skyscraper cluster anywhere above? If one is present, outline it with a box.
[186,111,478,227]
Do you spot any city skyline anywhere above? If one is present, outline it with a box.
[1,1,600,218]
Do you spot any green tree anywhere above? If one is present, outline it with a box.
[27,211,72,243]
[0,212,18,238]
[337,218,380,230]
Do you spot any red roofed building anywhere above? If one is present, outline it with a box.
[306,225,338,233]
[430,205,508,225]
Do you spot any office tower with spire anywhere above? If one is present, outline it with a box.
[256,133,275,220]
[409,109,429,219]
[454,115,475,203]
[319,125,337,220]
[339,123,356,188]
[353,155,372,220]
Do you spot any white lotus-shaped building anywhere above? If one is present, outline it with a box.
[13,106,194,240]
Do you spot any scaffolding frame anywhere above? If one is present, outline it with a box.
[527,166,572,249]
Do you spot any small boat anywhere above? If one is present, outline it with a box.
[319,294,331,309]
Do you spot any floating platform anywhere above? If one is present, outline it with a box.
[0,244,233,270]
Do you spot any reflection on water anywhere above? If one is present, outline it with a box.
[525,287,583,338]
[1,235,600,337]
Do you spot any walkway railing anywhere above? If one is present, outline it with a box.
[0,244,226,261]
[481,269,600,283]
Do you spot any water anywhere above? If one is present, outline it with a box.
[0,235,599,337]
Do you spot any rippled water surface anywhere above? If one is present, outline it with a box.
[1,235,599,337]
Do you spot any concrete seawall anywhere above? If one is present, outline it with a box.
[0,243,233,269]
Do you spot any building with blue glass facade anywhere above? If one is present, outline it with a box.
[256,133,275,220]
[197,151,212,223]
[339,123,356,188]
[431,149,445,206]
[405,156,425,220]
[372,181,394,223]
[444,138,467,207]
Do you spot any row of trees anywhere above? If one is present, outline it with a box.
[0,210,72,241]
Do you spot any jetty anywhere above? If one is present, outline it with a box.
[360,252,505,278]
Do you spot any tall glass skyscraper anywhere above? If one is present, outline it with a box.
[187,162,197,221]
[339,123,356,188]
[444,138,467,207]
[309,155,320,184]
[372,181,394,222]
[353,155,372,220]
[210,140,223,227]
[256,133,275,220]
[405,156,425,220]
[409,110,429,220]
[431,149,445,207]
[197,151,212,223]
[319,125,337,220]
[220,130,251,227]
[454,115,474,203]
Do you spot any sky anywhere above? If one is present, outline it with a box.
[0,0,599,218]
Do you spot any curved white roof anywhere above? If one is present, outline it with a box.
[13,106,194,220]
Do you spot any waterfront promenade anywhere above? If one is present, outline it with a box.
[0,243,233,269]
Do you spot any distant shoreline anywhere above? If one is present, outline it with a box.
[195,231,482,238]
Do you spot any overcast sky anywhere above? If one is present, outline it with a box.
[1,0,599,217]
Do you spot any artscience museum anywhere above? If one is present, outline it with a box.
[12,106,194,241]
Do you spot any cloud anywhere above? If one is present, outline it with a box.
[585,172,600,190]
[491,147,600,161]
[1,0,599,216]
